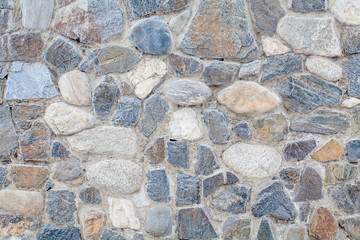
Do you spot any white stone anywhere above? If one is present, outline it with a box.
[169,108,202,141]
[86,159,143,194]
[44,102,96,136]
[262,36,290,56]
[222,143,282,178]
[108,197,140,230]
[330,0,360,25]
[21,0,54,30]
[342,98,360,108]
[0,190,44,217]
[127,58,167,99]
[66,126,138,156]
[239,60,261,79]
[305,56,342,82]
[170,9,191,35]
[58,70,91,106]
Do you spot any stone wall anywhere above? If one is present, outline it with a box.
[0,0,359,239]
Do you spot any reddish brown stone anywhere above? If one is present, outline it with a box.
[168,53,203,76]
[145,137,165,164]
[311,139,344,162]
[10,164,49,189]
[253,113,289,142]
[310,207,337,240]
[8,32,44,60]
[80,208,106,240]
[12,104,42,130]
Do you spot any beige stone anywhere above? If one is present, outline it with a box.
[169,108,203,141]
[342,98,360,108]
[0,190,44,217]
[305,57,342,82]
[58,70,91,106]
[330,0,360,25]
[108,197,140,230]
[311,139,344,162]
[80,208,106,240]
[262,36,290,56]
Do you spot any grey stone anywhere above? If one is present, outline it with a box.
[201,61,240,86]
[145,205,172,237]
[253,113,289,142]
[46,190,77,224]
[0,166,7,187]
[347,139,360,163]
[43,180,54,191]
[112,97,141,126]
[36,224,81,240]
[100,228,126,240]
[290,0,326,12]
[130,16,172,55]
[5,62,58,100]
[339,215,360,240]
[283,138,317,161]
[343,26,360,55]
[203,173,224,197]
[54,158,84,182]
[168,53,203,76]
[147,167,170,202]
[0,62,7,78]
[79,51,97,73]
[202,110,231,144]
[133,232,144,240]
[279,167,301,183]
[233,122,250,138]
[127,0,164,18]
[79,186,101,204]
[294,165,322,202]
[51,141,70,159]
[22,0,54,30]
[223,217,251,240]
[0,0,11,9]
[328,182,360,213]
[299,202,311,222]
[12,104,42,130]
[169,9,191,35]
[261,54,303,83]
[344,54,360,97]
[0,9,10,34]
[195,145,219,176]
[93,76,120,120]
[57,0,73,7]
[0,104,18,159]
[167,141,189,169]
[251,180,297,221]
[257,219,274,240]
[161,0,190,13]
[176,172,200,206]
[239,60,261,79]
[226,172,239,185]
[0,35,8,60]
[354,106,360,126]
[325,163,358,183]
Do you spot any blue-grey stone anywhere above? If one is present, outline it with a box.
[233,122,250,138]
[139,94,169,137]
[51,141,70,159]
[133,232,144,240]
[43,180,54,191]
[201,61,240,86]
[279,167,301,183]
[0,9,10,35]
[251,180,297,220]
[226,172,239,185]
[299,202,311,222]
[79,51,97,72]
[293,165,323,202]
[0,62,7,78]
[354,106,360,127]
[112,97,141,126]
[36,224,81,240]
[161,0,190,13]
[145,205,172,237]
[177,172,200,206]
[93,76,120,120]
[168,141,189,169]
[56,0,73,7]
[328,182,360,213]
[177,207,218,239]
[44,39,82,73]
[79,186,102,204]
[128,0,164,18]
[203,173,224,197]
[46,190,77,224]
[344,54,360,97]
[130,16,172,55]
[100,228,126,240]
[0,104,18,159]
[7,32,44,61]
[168,53,203,76]
[0,165,7,187]
[290,0,325,12]
[202,109,231,144]
[0,0,10,8]
[342,26,360,55]
[283,137,317,161]
[147,167,170,202]
[277,74,343,113]
[54,158,84,182]
[346,139,360,163]
[223,217,251,240]
[257,219,274,240]
[262,54,303,83]
[195,145,219,176]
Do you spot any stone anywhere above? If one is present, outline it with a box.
[354,107,360,126]
[217,81,281,114]
[339,215,360,240]
[223,143,282,178]
[195,145,219,176]
[10,164,49,189]
[238,60,261,79]
[145,137,165,164]
[180,0,259,61]
[203,173,224,197]
[342,26,360,54]
[328,182,360,213]
[169,9,191,35]
[167,141,189,168]
[93,76,120,120]
[294,165,322,202]
[0,9,10,34]
[54,0,124,43]
[0,104,18,159]
[21,120,50,161]
[329,0,360,25]
[147,167,170,202]
[299,202,311,222]
[342,97,360,108]
[325,163,358,183]
[80,208,106,240]
[133,232,144,240]
[0,35,8,60]
[108,197,140,230]
[202,61,239,86]
[100,228,126,240]
[168,53,203,76]
[310,207,337,240]
[162,79,212,105]
[169,108,202,141]
[46,190,76,224]
[176,172,200,206]
[127,0,163,18]
[344,54,360,97]
[79,186,101,204]
[261,54,303,83]
[283,138,317,161]
[223,217,251,240]
[305,57,342,82]
[139,94,169,137]
[54,158,84,182]
[211,183,251,214]
[279,168,300,184]
[277,16,341,57]
[58,70,91,106]
[161,0,190,13]
[8,33,44,61]
[347,139,360,163]
[12,104,41,130]
[249,0,285,36]
[233,122,250,138]
[21,0,53,30]
[86,159,142,194]
[253,113,289,142]
[129,16,172,55]
[120,79,134,95]
[0,190,44,217]
[57,0,73,7]
[0,62,7,78]
[79,51,97,73]
[51,141,70,159]
[5,62,58,100]
[44,180,54,191]
[226,172,240,185]
[256,219,274,240]
[262,36,290,56]
[202,110,231,144]
[45,102,96,136]
[251,181,296,221]
[0,213,39,239]
[290,110,350,135]
[145,205,172,237]
[112,97,141,126]
[291,0,326,12]
[0,166,6,187]
[177,208,218,239]
[311,139,344,162]
[36,224,81,240]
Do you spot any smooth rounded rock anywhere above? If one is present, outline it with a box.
[305,56,342,82]
[59,70,91,106]
[145,205,172,237]
[169,108,202,141]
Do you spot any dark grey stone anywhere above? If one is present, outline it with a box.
[79,50,97,73]
[299,202,311,222]
[233,122,250,138]
[36,224,81,240]
[344,54,360,97]
[203,173,224,197]
[54,158,84,182]
[283,138,317,161]
[0,104,18,159]
[168,53,203,76]
[147,167,170,202]
[93,76,120,120]
[0,165,7,187]
[161,0,190,13]
[328,182,360,213]
[43,180,54,191]
[290,0,325,12]
[251,180,297,221]
[51,141,70,159]
[100,228,126,240]
[128,0,164,19]
[12,104,42,130]
[202,110,231,144]
[79,186,102,204]
[176,172,200,206]
[223,217,251,240]
[145,205,172,237]
[201,61,240,86]
[342,26,360,55]
[195,145,219,176]
[279,167,301,183]
[294,165,322,202]
[46,190,77,224]
[167,141,189,169]
[112,97,141,126]
[347,139,360,163]
[256,219,274,240]
[226,172,239,185]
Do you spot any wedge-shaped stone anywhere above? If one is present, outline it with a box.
[329,182,360,213]
[311,139,344,162]
[283,137,316,161]
[294,165,323,202]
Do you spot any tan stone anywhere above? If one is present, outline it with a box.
[262,36,290,56]
[59,70,91,106]
[108,197,140,230]
[0,190,44,217]
[310,207,337,240]
[311,139,344,162]
[80,208,106,240]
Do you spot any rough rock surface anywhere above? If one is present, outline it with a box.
[294,165,323,202]
[169,108,202,141]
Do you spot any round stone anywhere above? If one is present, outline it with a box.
[58,70,91,106]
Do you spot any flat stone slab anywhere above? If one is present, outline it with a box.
[283,138,317,161]
[0,104,18,159]
[290,0,326,12]
[147,167,170,202]
[294,165,323,202]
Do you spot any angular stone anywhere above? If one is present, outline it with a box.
[54,158,84,182]
[133,232,144,240]
[0,213,40,239]
[347,139,360,163]
[311,139,344,162]
[169,9,191,35]
[130,16,172,55]
[261,36,290,56]
[342,97,360,108]
[54,0,124,43]
[36,224,81,240]
[180,0,259,61]
[279,167,301,183]
[145,205,172,237]
[0,62,7,79]
[0,166,6,187]
[251,181,296,221]
[294,165,322,202]
[0,190,44,217]
[325,163,358,183]
[253,113,288,142]
[342,26,360,54]
[168,53,202,76]
[233,122,250,139]
[46,190,76,224]
[339,215,360,240]
[120,79,134,96]
[177,208,218,239]
[195,145,219,176]
[305,57,342,82]
[93,76,120,120]
[108,197,140,230]
[0,35,8,60]
[51,141,70,159]
[12,104,41,130]
[57,0,73,7]
[176,172,200,206]
[80,208,106,240]
[161,0,190,13]
[329,182,360,213]
[112,97,141,126]
[0,104,18,159]
[239,60,261,79]
[22,0,53,30]
[291,0,325,12]
[58,70,91,106]
[169,108,202,141]
[10,164,48,189]
[203,173,224,197]
[330,0,360,25]
[139,94,169,137]
[211,183,251,214]
[100,228,126,240]
[79,51,97,73]
[167,141,189,168]
[223,217,251,240]
[79,186,101,204]
[5,62,58,100]
[257,219,274,240]
[202,61,239,86]
[86,159,142,194]
[223,143,282,178]
[202,110,230,144]
[21,120,50,161]
[147,167,170,202]
[283,138,316,161]
[44,180,54,191]
[299,202,311,222]
[344,54,360,97]
[145,137,165,164]
[127,0,163,18]
[8,33,44,61]
[310,207,337,240]
[277,16,341,57]
[226,172,239,185]
[162,79,212,105]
